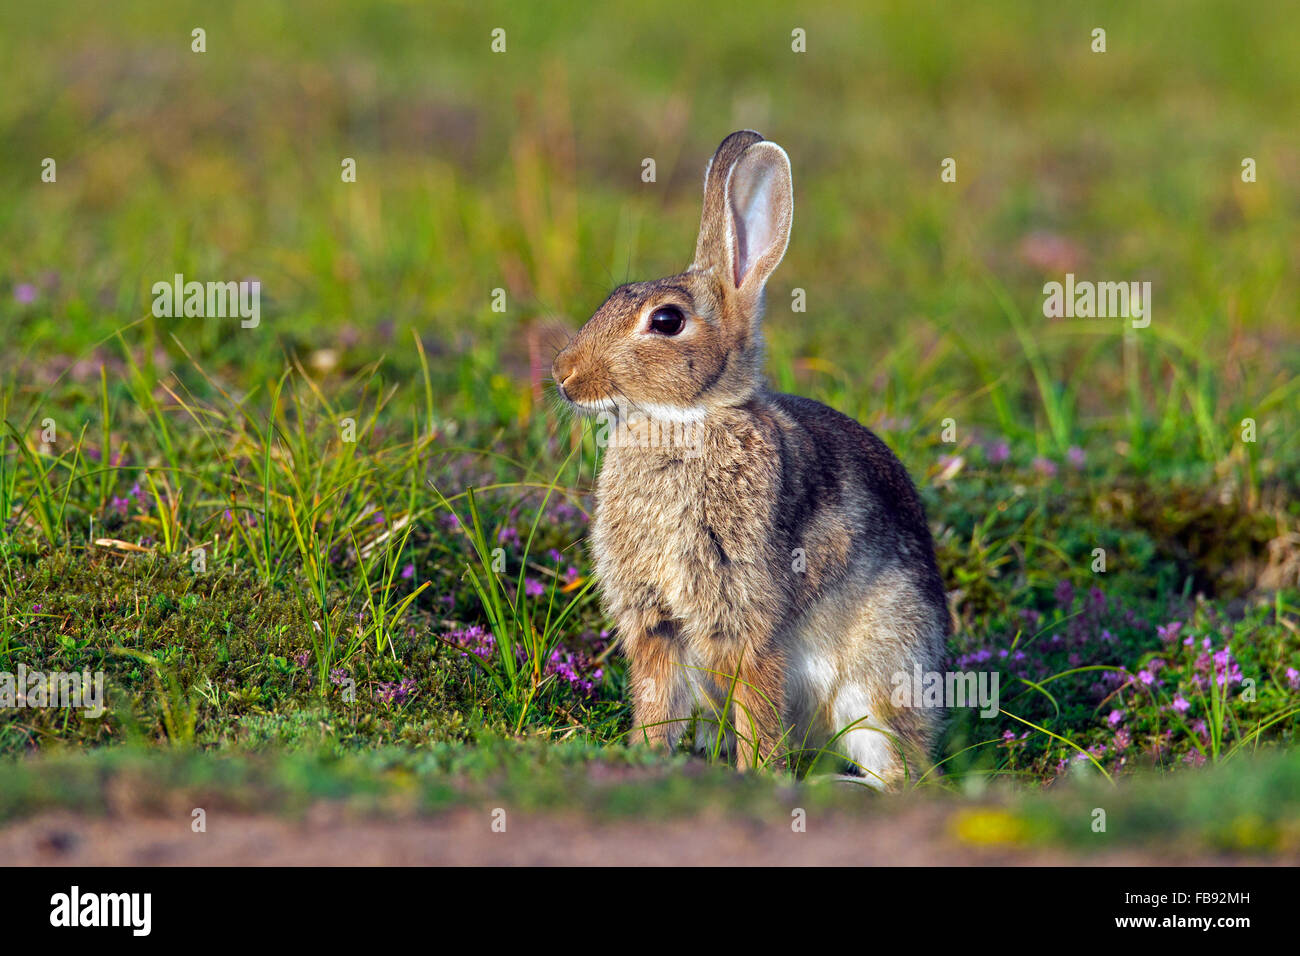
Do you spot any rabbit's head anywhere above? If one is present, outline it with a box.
[553,130,792,421]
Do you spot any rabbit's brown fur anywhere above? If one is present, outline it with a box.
[553,131,949,786]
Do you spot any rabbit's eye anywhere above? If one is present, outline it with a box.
[648,306,686,336]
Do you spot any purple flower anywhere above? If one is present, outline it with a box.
[549,500,580,523]
[1101,668,1126,687]
[1137,669,1155,685]
[375,677,417,705]
[523,577,545,599]
[1172,695,1190,713]
[1054,579,1075,609]
[1032,456,1057,478]
[541,645,603,698]
[444,624,495,660]
[1156,621,1183,643]
[1212,648,1242,687]
[1106,709,1124,726]
[1066,445,1086,468]
[400,562,415,580]
[987,440,1010,464]
[1287,667,1300,690]
[14,283,37,304]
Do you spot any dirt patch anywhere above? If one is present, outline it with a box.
[1,807,1283,866]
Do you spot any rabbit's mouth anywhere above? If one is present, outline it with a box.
[555,386,618,419]
[554,369,623,418]
[572,398,619,418]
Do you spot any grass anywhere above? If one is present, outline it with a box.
[0,0,1297,847]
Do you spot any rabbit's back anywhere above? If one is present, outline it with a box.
[766,391,948,623]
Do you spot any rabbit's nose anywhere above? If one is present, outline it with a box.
[553,355,577,395]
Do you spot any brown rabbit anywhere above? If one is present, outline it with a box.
[552,131,949,787]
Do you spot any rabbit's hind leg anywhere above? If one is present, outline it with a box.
[826,682,909,789]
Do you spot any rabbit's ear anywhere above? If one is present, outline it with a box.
[692,130,765,278]
[724,141,793,294]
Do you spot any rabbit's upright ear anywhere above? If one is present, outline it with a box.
[693,131,793,298]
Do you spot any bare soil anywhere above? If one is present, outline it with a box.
[2,807,1283,866]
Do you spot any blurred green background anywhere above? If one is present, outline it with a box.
[2,0,1296,476]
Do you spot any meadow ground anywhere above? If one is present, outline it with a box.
[0,0,1297,863]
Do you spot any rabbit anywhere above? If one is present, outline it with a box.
[551,130,949,787]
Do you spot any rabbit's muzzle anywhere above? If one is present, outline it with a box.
[552,351,577,402]
[552,347,604,408]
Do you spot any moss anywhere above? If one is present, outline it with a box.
[0,552,490,756]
